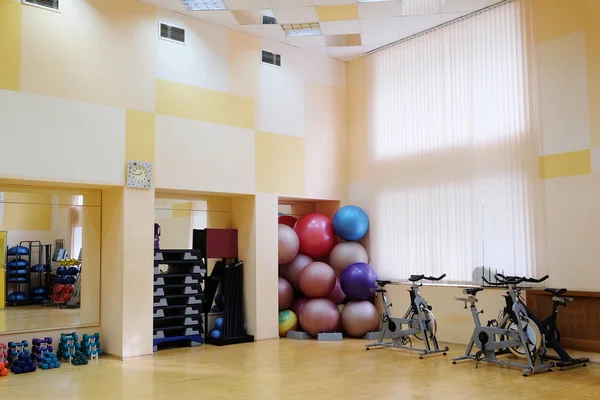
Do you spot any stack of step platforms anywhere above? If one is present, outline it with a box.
[153,249,207,352]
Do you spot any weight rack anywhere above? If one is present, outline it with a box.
[153,249,207,351]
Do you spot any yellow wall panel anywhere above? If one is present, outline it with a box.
[0,0,21,91]
[316,4,359,22]
[586,5,600,147]
[255,131,305,196]
[539,150,592,179]
[156,79,255,130]
[126,110,156,163]
[532,0,587,43]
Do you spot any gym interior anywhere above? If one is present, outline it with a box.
[1,0,599,398]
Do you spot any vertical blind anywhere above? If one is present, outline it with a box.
[366,0,543,284]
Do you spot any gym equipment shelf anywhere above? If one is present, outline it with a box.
[153,249,207,352]
[6,241,52,306]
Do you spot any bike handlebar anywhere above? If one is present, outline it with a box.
[482,274,549,286]
[495,273,549,285]
[408,273,446,282]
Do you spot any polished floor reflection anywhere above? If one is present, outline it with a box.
[0,339,598,399]
[0,306,80,333]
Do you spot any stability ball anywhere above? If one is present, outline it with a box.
[279,253,313,292]
[341,301,380,337]
[279,310,298,337]
[294,213,337,259]
[278,277,294,311]
[278,215,298,229]
[279,224,300,265]
[299,298,341,337]
[290,296,309,318]
[333,205,369,241]
[329,242,369,276]
[340,262,378,301]
[299,262,336,298]
[327,277,346,304]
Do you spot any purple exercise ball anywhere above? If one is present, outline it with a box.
[340,262,378,301]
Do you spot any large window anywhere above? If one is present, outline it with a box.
[367,0,542,284]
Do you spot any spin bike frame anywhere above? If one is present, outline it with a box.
[452,275,555,376]
[366,274,448,358]
[494,274,588,369]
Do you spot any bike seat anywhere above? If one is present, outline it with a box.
[376,280,392,287]
[464,288,484,296]
[544,288,567,296]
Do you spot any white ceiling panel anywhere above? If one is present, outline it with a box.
[287,34,327,48]
[440,11,470,23]
[358,1,403,19]
[401,0,444,15]
[327,45,363,58]
[360,31,405,46]
[360,17,400,34]
[315,0,354,5]
[223,0,270,10]
[320,20,361,35]
[181,10,240,25]
[139,0,188,11]
[267,0,315,9]
[242,24,286,37]
[272,6,319,24]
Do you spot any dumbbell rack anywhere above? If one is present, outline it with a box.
[153,249,206,352]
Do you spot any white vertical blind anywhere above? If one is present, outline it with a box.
[366,0,542,284]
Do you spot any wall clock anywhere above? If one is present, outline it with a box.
[127,160,153,189]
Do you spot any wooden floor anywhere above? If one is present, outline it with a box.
[0,305,80,333]
[0,339,598,399]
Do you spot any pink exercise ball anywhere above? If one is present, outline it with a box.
[341,301,381,338]
[291,296,309,318]
[278,277,294,311]
[279,224,300,265]
[294,213,337,259]
[279,253,313,292]
[327,277,346,304]
[299,298,341,337]
[329,242,369,276]
[299,262,336,298]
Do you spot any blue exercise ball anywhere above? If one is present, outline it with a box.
[209,329,222,340]
[214,317,224,331]
[278,212,285,216]
[333,205,369,241]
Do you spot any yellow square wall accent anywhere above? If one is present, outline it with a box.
[255,131,305,196]
[539,150,592,179]
[126,110,156,163]
[0,0,22,91]
[316,4,359,22]
[156,79,255,130]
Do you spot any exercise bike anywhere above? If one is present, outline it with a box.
[493,274,588,369]
[366,274,449,358]
[452,275,555,376]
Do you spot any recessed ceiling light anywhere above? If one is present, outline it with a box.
[281,22,321,37]
[181,0,227,11]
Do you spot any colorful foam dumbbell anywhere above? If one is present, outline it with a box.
[81,333,102,359]
[0,343,8,376]
[70,350,88,366]
[10,353,36,374]
[39,351,61,370]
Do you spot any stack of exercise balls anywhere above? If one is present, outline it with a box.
[278,205,380,339]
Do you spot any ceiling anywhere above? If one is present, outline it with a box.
[139,0,498,61]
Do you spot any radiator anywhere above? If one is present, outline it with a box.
[526,289,600,353]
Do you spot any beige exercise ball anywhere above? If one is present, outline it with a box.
[279,224,300,265]
[341,300,380,338]
[329,242,368,276]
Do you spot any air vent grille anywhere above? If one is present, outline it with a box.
[23,0,59,10]
[160,23,186,44]
[262,15,278,25]
[261,50,281,67]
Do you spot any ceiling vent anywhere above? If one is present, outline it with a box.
[22,0,59,11]
[159,22,186,44]
[262,14,278,25]
[261,50,282,67]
